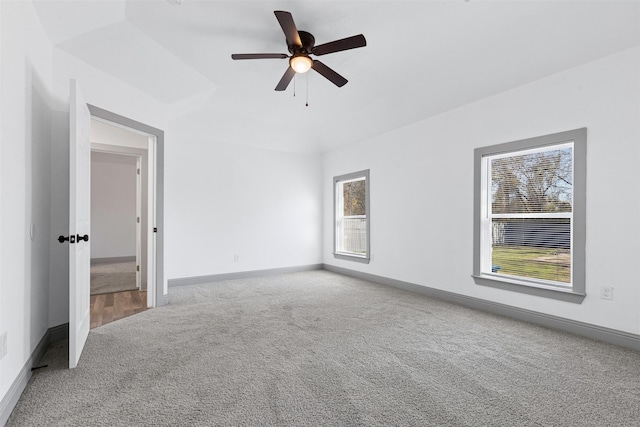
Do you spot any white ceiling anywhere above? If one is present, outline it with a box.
[33,0,640,153]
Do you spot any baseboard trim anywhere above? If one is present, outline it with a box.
[91,256,136,265]
[158,294,170,307]
[0,323,64,426]
[323,264,640,351]
[168,264,324,288]
[48,323,69,344]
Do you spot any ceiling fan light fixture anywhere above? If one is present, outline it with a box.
[231,11,366,91]
[290,55,313,73]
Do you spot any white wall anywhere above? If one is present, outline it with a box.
[323,46,640,335]
[91,152,137,260]
[165,116,323,282]
[0,0,53,406]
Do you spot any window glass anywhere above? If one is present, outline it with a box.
[487,144,573,285]
[334,171,370,263]
[473,129,586,303]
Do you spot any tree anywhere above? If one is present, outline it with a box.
[492,148,572,214]
[343,180,366,216]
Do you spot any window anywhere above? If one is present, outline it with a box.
[334,170,370,263]
[473,129,586,303]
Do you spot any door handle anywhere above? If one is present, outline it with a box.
[58,235,76,244]
[58,234,88,243]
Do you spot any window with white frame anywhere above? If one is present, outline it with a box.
[473,129,586,303]
[334,170,370,263]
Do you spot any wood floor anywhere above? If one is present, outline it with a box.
[90,290,148,329]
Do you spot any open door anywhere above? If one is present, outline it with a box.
[69,79,91,368]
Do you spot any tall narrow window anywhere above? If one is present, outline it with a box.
[334,170,370,263]
[473,129,586,303]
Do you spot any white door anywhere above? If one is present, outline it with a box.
[69,79,91,369]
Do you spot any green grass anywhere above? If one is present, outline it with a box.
[492,246,570,283]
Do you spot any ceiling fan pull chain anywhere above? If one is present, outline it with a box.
[293,74,296,97]
[306,72,309,107]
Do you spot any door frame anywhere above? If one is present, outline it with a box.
[90,150,143,290]
[87,105,166,307]
[135,155,142,289]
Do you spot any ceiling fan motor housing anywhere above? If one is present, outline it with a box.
[288,31,315,55]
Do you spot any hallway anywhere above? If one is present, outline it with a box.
[90,290,147,329]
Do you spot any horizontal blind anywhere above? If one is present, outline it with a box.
[491,146,573,214]
[488,145,573,284]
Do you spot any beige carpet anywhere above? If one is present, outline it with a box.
[8,270,640,426]
[90,261,137,295]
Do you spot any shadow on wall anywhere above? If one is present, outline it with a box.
[48,85,72,328]
[26,61,53,351]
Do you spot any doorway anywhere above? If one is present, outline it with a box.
[87,105,166,314]
[68,81,166,367]
[89,149,146,328]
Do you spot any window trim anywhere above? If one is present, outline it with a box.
[333,169,370,264]
[472,128,586,303]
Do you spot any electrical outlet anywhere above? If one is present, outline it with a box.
[0,331,7,359]
[600,286,613,300]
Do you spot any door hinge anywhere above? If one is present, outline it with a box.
[136,265,140,272]
[153,227,157,233]
[137,168,141,175]
[137,217,140,223]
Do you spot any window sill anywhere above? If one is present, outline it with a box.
[472,274,585,304]
[334,252,370,264]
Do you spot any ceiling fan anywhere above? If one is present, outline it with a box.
[231,10,366,91]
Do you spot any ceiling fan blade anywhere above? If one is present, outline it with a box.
[312,34,367,56]
[274,11,302,47]
[275,66,296,91]
[231,53,289,60]
[311,60,348,87]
